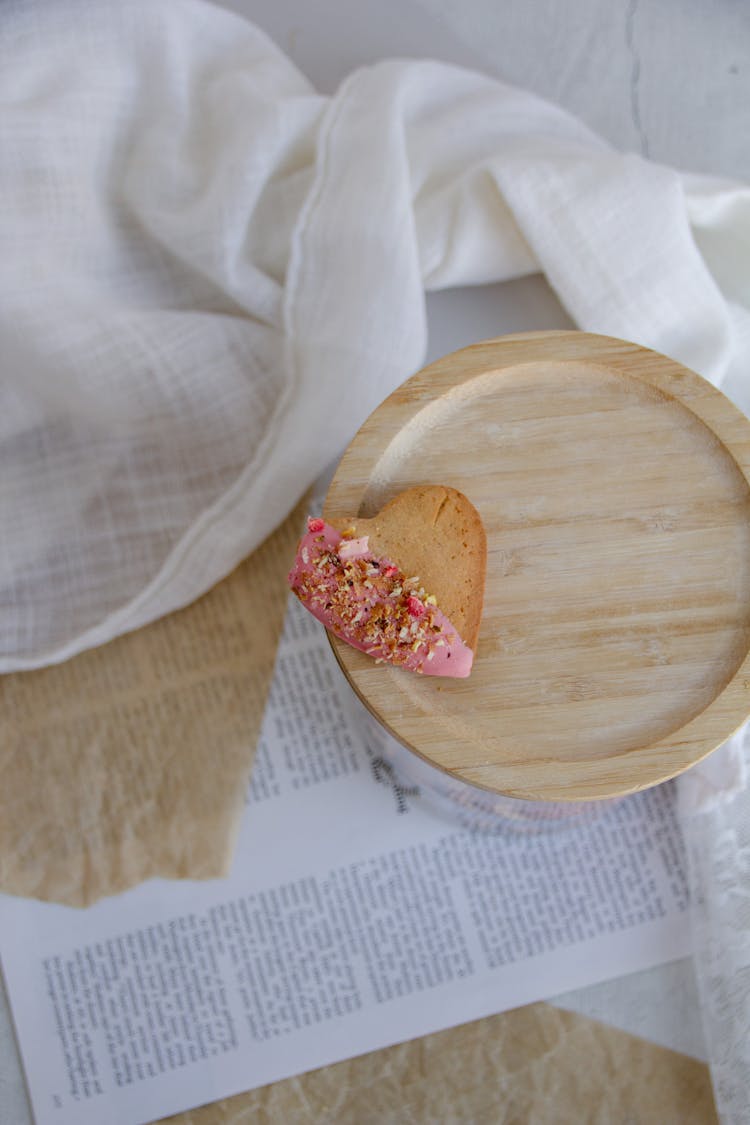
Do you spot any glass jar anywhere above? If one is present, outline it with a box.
[323,332,750,824]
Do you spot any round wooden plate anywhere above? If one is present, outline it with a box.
[323,332,750,801]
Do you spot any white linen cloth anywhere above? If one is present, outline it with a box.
[2,1,750,1119]
[679,733,750,1124]
[2,0,750,673]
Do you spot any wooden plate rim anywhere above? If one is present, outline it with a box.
[324,331,750,801]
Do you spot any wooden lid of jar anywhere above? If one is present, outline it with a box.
[324,331,750,800]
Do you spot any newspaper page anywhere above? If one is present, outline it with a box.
[0,595,691,1125]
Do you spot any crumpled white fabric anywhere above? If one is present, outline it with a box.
[2,0,750,673]
[678,737,750,1125]
[2,2,750,1117]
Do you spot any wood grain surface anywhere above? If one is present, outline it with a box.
[324,331,750,800]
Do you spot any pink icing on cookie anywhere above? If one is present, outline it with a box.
[288,520,474,678]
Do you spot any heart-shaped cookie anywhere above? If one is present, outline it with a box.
[288,486,487,677]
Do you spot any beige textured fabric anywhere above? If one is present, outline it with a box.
[160,1004,717,1125]
[0,498,306,907]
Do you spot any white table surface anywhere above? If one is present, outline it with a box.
[3,0,748,1120]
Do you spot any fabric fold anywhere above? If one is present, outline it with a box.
[2,0,750,670]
